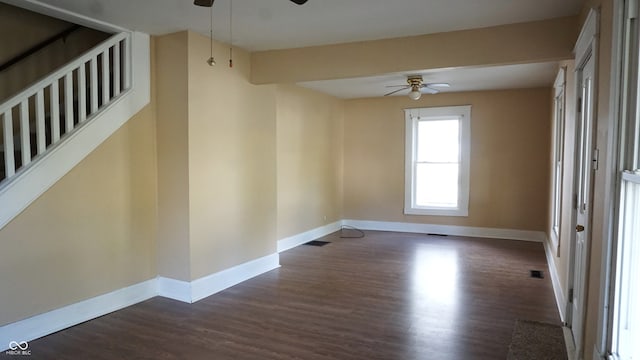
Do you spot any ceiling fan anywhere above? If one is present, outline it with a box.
[384,75,450,100]
[194,0,308,6]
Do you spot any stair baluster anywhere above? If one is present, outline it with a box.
[0,33,130,187]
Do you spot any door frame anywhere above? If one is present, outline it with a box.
[566,8,600,357]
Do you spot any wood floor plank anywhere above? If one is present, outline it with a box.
[3,231,562,359]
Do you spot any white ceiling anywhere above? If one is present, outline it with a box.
[299,62,561,99]
[9,0,583,98]
[18,0,583,51]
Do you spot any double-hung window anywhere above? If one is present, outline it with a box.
[404,105,471,216]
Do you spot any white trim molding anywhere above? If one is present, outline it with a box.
[342,219,546,242]
[157,277,192,304]
[0,279,157,352]
[0,252,279,351]
[574,9,600,66]
[544,235,567,322]
[277,221,343,252]
[158,253,280,303]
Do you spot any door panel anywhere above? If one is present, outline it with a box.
[570,53,596,352]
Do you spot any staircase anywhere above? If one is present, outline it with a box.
[0,31,150,229]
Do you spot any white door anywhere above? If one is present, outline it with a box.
[570,51,597,353]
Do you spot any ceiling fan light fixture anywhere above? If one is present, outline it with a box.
[408,88,422,100]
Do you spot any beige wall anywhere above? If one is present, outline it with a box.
[276,84,344,239]
[155,32,192,282]
[0,104,158,326]
[251,16,578,84]
[343,88,551,231]
[186,31,278,280]
[155,31,279,281]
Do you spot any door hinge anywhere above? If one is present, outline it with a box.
[592,148,600,170]
[569,288,574,303]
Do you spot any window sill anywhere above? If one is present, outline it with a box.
[404,207,468,217]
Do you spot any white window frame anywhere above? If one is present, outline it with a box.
[404,105,471,217]
[601,1,640,359]
[551,67,566,256]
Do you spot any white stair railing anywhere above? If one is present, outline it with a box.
[0,32,130,184]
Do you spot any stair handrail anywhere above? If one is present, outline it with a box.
[0,32,129,115]
[1,31,131,183]
[0,24,82,73]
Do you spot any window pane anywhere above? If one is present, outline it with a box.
[404,105,470,217]
[415,163,458,208]
[615,179,640,359]
[553,162,562,230]
[417,119,459,163]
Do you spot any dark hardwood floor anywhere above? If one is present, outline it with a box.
[4,231,561,359]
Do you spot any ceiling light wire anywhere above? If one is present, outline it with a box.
[207,4,216,66]
[229,0,233,68]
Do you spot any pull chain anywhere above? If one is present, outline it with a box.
[207,5,216,66]
[229,0,233,68]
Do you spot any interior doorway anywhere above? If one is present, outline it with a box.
[566,9,599,358]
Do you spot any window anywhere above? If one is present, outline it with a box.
[404,105,470,216]
[610,2,640,359]
[551,67,566,255]
[613,172,640,359]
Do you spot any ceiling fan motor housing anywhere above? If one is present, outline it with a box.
[193,0,214,7]
[407,75,423,86]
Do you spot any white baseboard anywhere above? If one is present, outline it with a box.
[0,279,157,352]
[158,253,280,303]
[0,220,555,351]
[191,253,280,302]
[543,234,567,322]
[277,221,343,252]
[157,277,192,303]
[342,219,546,242]
[0,252,279,350]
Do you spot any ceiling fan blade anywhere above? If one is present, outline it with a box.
[194,0,214,7]
[422,87,440,94]
[384,87,410,96]
[425,83,450,88]
[290,0,308,4]
[386,85,411,88]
